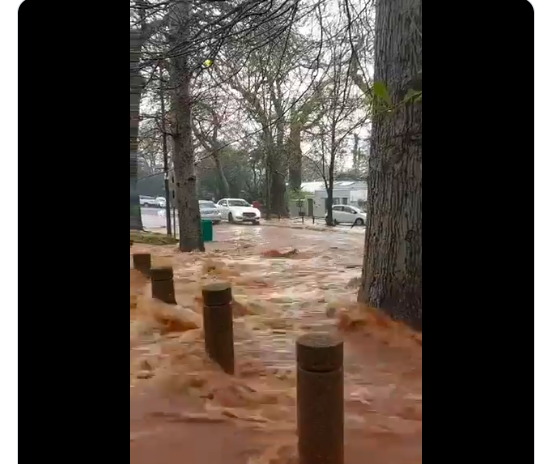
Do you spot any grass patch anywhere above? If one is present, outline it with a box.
[130,231,178,246]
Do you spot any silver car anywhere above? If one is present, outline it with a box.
[199,200,221,224]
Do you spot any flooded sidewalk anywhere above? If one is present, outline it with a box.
[131,389,260,464]
[130,225,421,463]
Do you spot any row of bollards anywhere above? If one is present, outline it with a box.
[131,252,344,464]
[132,253,177,304]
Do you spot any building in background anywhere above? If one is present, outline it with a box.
[290,181,368,218]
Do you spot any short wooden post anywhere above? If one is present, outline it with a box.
[201,282,235,374]
[150,266,176,304]
[132,253,151,275]
[297,333,344,464]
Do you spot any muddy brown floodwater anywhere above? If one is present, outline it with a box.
[130,224,422,464]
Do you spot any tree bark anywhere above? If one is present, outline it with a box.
[352,133,360,171]
[270,166,287,216]
[169,0,204,252]
[130,29,144,230]
[325,186,334,226]
[267,148,287,217]
[287,94,326,192]
[130,153,144,230]
[325,118,338,227]
[358,0,422,330]
[287,122,302,191]
[270,80,288,216]
[193,104,231,200]
[212,152,230,199]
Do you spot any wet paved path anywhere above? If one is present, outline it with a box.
[130,224,421,463]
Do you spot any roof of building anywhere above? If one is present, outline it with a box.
[300,180,367,193]
[300,181,324,193]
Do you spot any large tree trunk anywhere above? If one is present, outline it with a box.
[130,29,144,230]
[352,134,360,171]
[130,156,143,230]
[270,168,287,216]
[263,130,287,217]
[268,147,287,217]
[358,0,422,330]
[269,81,288,217]
[287,122,302,191]
[325,154,336,226]
[212,152,230,198]
[325,186,334,226]
[169,0,204,252]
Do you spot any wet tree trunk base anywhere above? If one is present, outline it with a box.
[270,165,288,217]
[358,0,422,330]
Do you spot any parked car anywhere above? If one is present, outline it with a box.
[139,195,160,208]
[199,200,221,225]
[332,205,367,226]
[216,198,261,224]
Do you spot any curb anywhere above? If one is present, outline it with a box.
[142,222,366,237]
[258,220,366,235]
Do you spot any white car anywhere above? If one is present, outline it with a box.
[216,198,261,224]
[155,196,166,208]
[139,195,160,208]
[199,200,222,225]
[332,205,367,226]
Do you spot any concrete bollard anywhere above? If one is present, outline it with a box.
[150,266,177,304]
[297,332,344,464]
[201,282,235,375]
[132,253,151,275]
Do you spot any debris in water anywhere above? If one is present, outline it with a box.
[261,249,299,258]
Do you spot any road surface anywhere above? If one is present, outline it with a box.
[141,207,169,229]
[140,207,365,241]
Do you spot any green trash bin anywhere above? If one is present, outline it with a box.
[201,219,213,242]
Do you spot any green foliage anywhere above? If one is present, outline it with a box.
[373,81,392,106]
[289,188,306,201]
[372,81,422,109]
[403,89,423,103]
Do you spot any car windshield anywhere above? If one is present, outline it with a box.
[229,200,250,207]
[199,201,216,208]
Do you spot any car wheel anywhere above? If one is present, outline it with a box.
[143,203,149,208]
[355,218,364,226]
[334,219,339,225]
[213,221,220,225]
[252,220,260,225]
[228,213,234,223]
